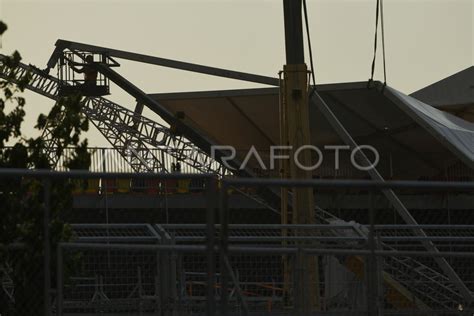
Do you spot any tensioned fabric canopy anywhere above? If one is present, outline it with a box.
[410,66,474,122]
[150,82,474,180]
[388,87,474,167]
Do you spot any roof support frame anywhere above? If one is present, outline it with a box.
[309,89,473,303]
[147,82,371,102]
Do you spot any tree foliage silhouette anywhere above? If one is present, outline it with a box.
[0,21,90,315]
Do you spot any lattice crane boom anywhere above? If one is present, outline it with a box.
[0,54,226,174]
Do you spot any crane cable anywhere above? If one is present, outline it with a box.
[304,0,388,90]
[302,0,317,96]
[369,0,387,88]
[380,0,387,85]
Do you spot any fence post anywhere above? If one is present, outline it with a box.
[367,189,378,316]
[169,235,178,315]
[206,177,217,315]
[294,248,305,315]
[376,232,384,316]
[160,238,170,315]
[219,181,229,315]
[43,178,52,316]
[56,244,63,316]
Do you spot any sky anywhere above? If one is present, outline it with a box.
[0,0,473,146]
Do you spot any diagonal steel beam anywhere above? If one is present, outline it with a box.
[93,63,249,175]
[92,62,282,206]
[323,92,444,173]
[309,89,473,303]
[47,39,280,86]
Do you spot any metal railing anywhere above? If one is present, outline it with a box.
[0,168,473,316]
[218,177,474,315]
[3,144,473,181]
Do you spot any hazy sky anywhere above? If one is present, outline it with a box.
[1,0,473,146]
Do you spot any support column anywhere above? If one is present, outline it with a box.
[281,0,320,312]
[43,178,52,316]
[281,64,320,313]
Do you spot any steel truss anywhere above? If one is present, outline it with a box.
[0,54,226,174]
[46,40,271,177]
[40,103,64,167]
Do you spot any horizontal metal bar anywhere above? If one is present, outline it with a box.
[2,168,472,190]
[380,236,474,242]
[58,242,474,258]
[0,168,214,179]
[71,223,155,228]
[50,39,280,86]
[224,178,474,190]
[302,248,474,258]
[161,223,358,229]
[373,224,474,229]
[59,242,207,252]
[165,223,474,230]
[173,236,367,242]
[74,237,160,242]
[174,236,474,243]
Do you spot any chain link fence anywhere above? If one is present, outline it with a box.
[1,169,474,315]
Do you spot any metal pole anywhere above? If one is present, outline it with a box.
[169,235,178,316]
[154,249,162,314]
[56,244,63,316]
[367,190,377,316]
[159,240,167,315]
[282,0,320,311]
[294,248,305,315]
[376,231,384,316]
[219,182,229,315]
[206,177,217,316]
[283,0,305,64]
[43,178,52,316]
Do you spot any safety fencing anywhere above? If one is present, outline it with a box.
[55,240,474,315]
[0,168,474,315]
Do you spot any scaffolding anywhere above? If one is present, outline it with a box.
[54,218,473,315]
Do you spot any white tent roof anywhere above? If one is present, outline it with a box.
[388,87,474,169]
[151,82,474,180]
